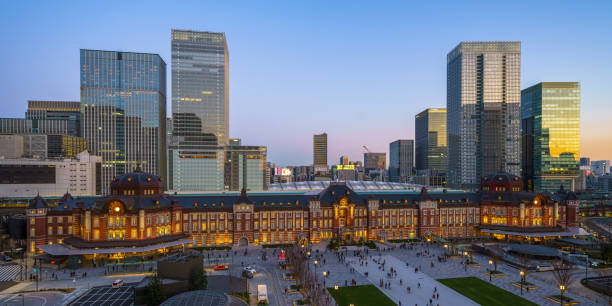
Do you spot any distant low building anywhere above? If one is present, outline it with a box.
[0,150,102,197]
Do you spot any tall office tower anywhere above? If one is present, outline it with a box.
[26,101,81,137]
[170,30,229,191]
[81,49,167,194]
[415,108,447,172]
[389,140,414,182]
[166,117,173,184]
[591,160,611,176]
[224,144,267,191]
[447,42,521,189]
[313,133,328,172]
[364,152,386,181]
[521,82,580,192]
[340,155,350,165]
[579,157,590,171]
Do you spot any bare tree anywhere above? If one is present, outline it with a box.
[518,254,531,283]
[552,260,574,304]
[491,251,501,272]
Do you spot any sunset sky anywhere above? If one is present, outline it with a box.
[1,1,610,166]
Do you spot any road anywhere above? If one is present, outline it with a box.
[584,217,612,240]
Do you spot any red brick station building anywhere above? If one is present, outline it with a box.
[27,170,580,259]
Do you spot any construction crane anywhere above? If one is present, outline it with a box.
[362,146,371,153]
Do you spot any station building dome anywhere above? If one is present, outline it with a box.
[109,167,163,196]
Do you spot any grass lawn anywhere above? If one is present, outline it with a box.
[438,277,538,306]
[328,285,396,306]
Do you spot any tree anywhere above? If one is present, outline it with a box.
[518,254,531,283]
[600,242,612,263]
[491,251,501,272]
[552,260,574,303]
[189,267,208,290]
[145,273,165,306]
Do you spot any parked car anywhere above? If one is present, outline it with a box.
[214,264,228,271]
[244,266,256,274]
[112,279,124,288]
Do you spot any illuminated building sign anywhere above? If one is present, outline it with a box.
[336,165,355,170]
[274,168,292,176]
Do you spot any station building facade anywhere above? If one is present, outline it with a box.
[27,171,580,257]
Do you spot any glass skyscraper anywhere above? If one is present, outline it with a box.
[415,108,447,172]
[447,42,521,189]
[80,50,167,194]
[389,140,414,183]
[169,30,229,191]
[521,82,580,192]
[313,133,328,169]
[224,144,267,191]
[26,101,82,137]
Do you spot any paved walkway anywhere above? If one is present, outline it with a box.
[350,254,478,306]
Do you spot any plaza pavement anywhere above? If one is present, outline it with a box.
[350,254,478,306]
[305,242,608,305]
[385,242,607,305]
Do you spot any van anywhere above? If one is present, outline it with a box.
[257,284,268,304]
[536,265,554,272]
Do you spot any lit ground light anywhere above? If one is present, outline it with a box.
[437,277,538,306]
[327,285,396,306]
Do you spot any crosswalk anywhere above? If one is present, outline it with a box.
[0,265,21,282]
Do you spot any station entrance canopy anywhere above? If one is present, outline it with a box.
[37,237,193,256]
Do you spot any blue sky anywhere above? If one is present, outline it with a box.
[1,1,611,166]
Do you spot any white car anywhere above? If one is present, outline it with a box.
[244,266,256,274]
[112,279,124,288]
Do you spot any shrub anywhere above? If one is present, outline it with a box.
[189,267,207,290]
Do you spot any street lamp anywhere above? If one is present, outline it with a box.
[519,270,525,295]
[334,285,339,290]
[323,271,327,287]
[488,260,493,282]
[560,284,566,304]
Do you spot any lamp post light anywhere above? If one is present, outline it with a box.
[560,284,566,305]
[519,270,525,295]
[323,271,327,287]
[334,285,339,290]
[488,260,493,282]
